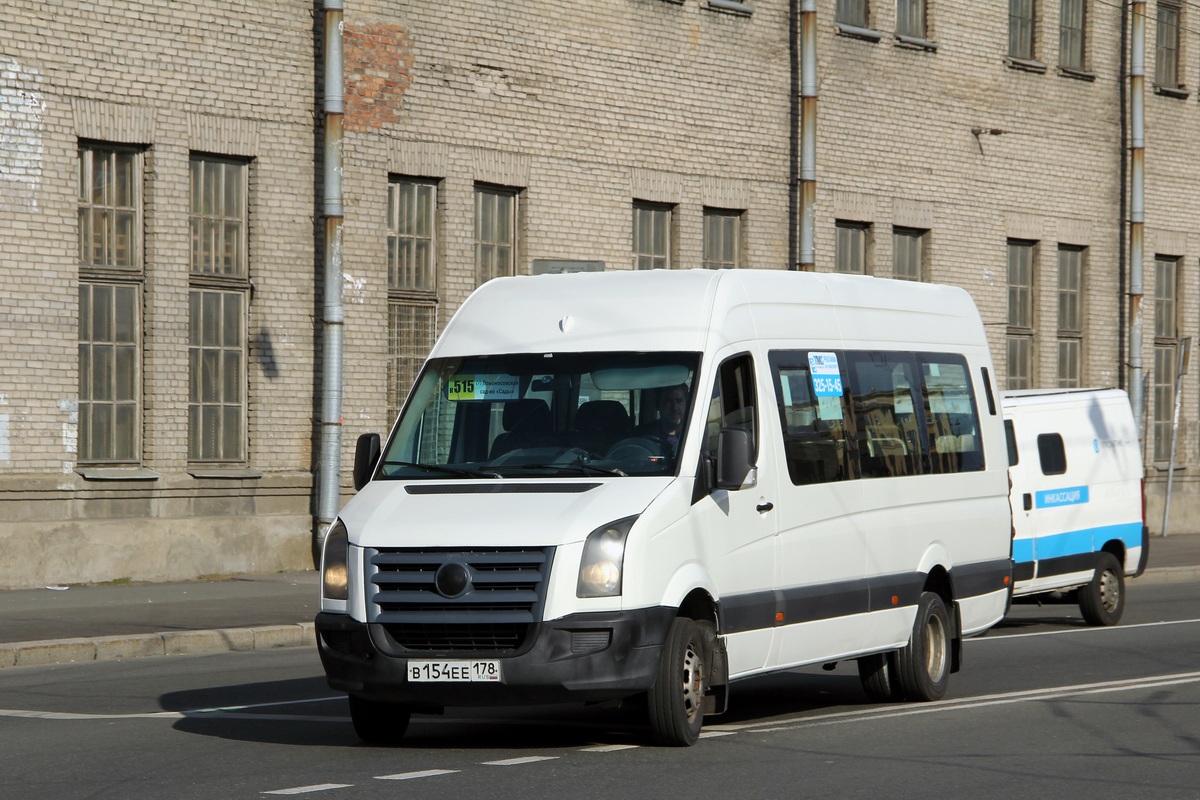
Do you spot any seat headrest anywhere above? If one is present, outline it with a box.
[503,398,551,431]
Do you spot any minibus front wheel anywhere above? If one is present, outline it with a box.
[895,592,951,702]
[648,617,708,746]
[348,695,412,746]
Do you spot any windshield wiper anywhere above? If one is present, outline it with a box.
[382,460,502,479]
[510,462,628,477]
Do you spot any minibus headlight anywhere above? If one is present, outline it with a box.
[577,516,637,598]
[321,520,349,601]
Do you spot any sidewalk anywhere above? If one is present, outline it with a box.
[2,534,1199,669]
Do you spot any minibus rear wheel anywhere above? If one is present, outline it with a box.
[348,695,411,745]
[1079,552,1125,627]
[648,617,707,746]
[895,592,951,702]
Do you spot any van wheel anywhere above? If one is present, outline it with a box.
[648,617,707,746]
[857,652,903,702]
[895,592,951,702]
[1079,552,1125,627]
[348,695,411,745]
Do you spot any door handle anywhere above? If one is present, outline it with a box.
[756,502,774,513]
[1023,493,1032,511]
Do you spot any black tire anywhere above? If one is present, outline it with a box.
[1079,552,1125,626]
[648,617,707,746]
[895,592,952,702]
[857,652,903,702]
[348,695,412,746]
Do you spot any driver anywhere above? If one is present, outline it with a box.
[635,383,689,457]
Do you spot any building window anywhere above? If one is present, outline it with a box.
[703,209,742,269]
[188,155,249,463]
[835,221,870,274]
[896,0,926,39]
[475,185,519,285]
[388,178,436,292]
[78,144,143,464]
[1009,0,1036,61]
[1156,2,1181,89]
[1059,0,1086,70]
[1153,255,1180,460]
[633,202,673,270]
[893,227,926,281]
[1006,240,1036,390]
[388,302,438,422]
[388,177,440,419]
[1056,246,1085,388]
[78,284,140,463]
[837,0,869,27]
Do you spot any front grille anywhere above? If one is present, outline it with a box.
[366,547,553,653]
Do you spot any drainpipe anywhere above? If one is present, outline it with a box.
[1129,1,1146,445]
[316,0,346,558]
[798,0,817,271]
[1118,0,1128,389]
[788,0,799,269]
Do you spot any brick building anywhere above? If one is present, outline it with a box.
[1,0,1197,588]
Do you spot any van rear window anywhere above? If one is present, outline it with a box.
[1037,433,1067,475]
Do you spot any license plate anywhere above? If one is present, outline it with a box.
[407,660,502,682]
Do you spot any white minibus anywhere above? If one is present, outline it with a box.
[1003,388,1148,625]
[317,269,1013,745]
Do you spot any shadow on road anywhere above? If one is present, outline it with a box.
[166,668,876,750]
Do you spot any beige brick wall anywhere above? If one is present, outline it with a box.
[3,0,1199,586]
[0,1,318,586]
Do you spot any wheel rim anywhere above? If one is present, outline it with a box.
[1099,569,1121,613]
[924,613,947,681]
[680,639,705,723]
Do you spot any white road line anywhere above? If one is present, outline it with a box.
[976,617,1200,641]
[581,744,639,752]
[483,756,559,766]
[262,784,351,795]
[734,669,1200,734]
[375,769,459,781]
[0,709,184,720]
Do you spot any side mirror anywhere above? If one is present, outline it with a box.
[715,427,756,491]
[353,433,381,491]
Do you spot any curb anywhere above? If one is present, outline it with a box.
[1131,565,1200,585]
[0,622,316,669]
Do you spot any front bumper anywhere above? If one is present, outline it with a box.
[315,607,676,707]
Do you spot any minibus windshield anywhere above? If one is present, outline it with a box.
[379,351,700,479]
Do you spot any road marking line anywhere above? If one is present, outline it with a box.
[581,744,639,752]
[735,670,1200,734]
[262,784,351,795]
[978,617,1200,641]
[483,756,559,766]
[375,769,459,781]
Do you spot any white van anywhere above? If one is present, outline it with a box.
[1002,388,1148,625]
[316,269,1013,746]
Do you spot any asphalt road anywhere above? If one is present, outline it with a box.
[1,581,1198,800]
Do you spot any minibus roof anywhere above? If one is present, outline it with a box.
[430,268,987,358]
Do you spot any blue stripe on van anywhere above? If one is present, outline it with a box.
[1035,486,1089,508]
[1011,521,1143,564]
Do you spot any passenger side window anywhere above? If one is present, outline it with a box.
[1038,433,1067,475]
[769,350,856,485]
[919,355,985,473]
[705,354,758,457]
[846,352,924,478]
